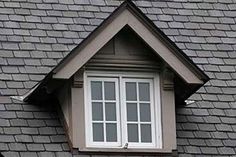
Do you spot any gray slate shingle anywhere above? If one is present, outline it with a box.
[0,0,235,156]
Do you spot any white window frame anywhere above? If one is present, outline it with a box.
[84,71,162,149]
[121,78,156,148]
[86,77,121,148]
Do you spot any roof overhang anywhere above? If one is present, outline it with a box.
[52,0,207,85]
[22,0,209,103]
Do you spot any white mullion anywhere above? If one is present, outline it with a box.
[87,79,93,145]
[127,101,150,103]
[105,121,117,123]
[93,121,105,123]
[102,81,106,142]
[120,76,126,147]
[115,78,121,146]
[136,82,141,144]
[150,79,157,147]
[148,81,154,145]
[104,100,117,103]
[127,121,140,124]
[91,100,103,103]
[139,122,152,124]
[93,100,118,103]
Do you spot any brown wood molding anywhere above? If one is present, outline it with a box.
[73,80,83,88]
[75,149,177,156]
[73,69,84,88]
[162,68,174,91]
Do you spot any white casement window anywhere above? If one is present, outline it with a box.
[85,72,162,149]
[86,77,121,147]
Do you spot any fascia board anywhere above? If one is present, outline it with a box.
[53,8,203,84]
[126,11,203,84]
[53,10,129,79]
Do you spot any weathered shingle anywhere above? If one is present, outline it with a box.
[0,0,235,156]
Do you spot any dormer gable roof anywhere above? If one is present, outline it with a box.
[23,0,209,102]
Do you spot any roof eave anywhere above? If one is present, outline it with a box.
[23,0,209,103]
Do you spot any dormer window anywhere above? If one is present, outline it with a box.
[24,1,208,155]
[85,72,161,149]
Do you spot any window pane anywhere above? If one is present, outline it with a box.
[93,123,104,142]
[128,124,139,142]
[106,123,117,142]
[92,102,103,121]
[105,103,116,121]
[139,83,150,101]
[104,82,115,100]
[127,103,138,121]
[126,82,137,101]
[91,81,102,100]
[141,124,152,143]
[140,103,151,122]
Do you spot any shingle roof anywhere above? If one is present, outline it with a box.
[0,0,235,156]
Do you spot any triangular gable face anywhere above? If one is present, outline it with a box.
[52,1,207,85]
[86,27,163,72]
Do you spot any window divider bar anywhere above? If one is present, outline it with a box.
[102,81,106,142]
[137,82,141,144]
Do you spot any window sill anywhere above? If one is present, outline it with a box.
[78,147,176,155]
